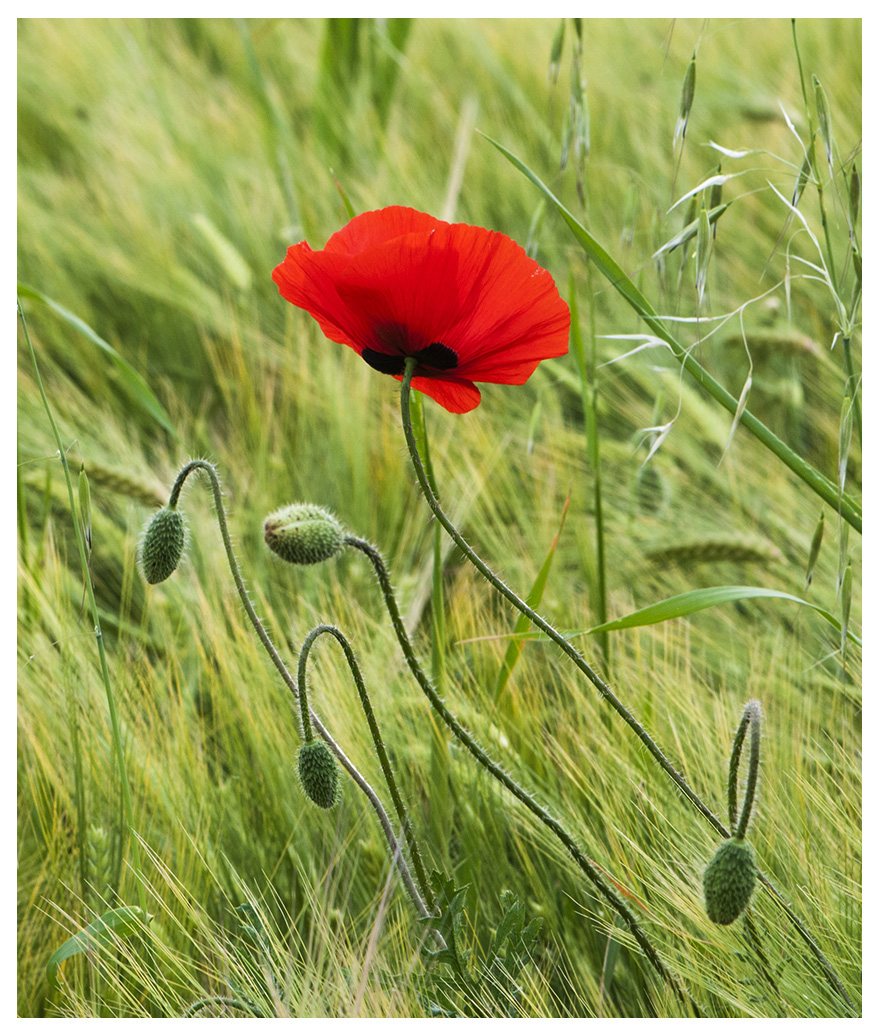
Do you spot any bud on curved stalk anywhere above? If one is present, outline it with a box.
[703,837,757,925]
[264,503,346,565]
[297,740,339,809]
[139,505,186,584]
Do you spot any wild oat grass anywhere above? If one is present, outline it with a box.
[18,17,860,1017]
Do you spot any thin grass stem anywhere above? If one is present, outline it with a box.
[19,297,148,918]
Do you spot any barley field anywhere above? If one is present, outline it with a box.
[17,18,861,1018]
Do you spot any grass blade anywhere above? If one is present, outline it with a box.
[47,907,151,988]
[18,284,178,439]
[482,134,861,533]
[493,492,571,703]
[582,585,860,647]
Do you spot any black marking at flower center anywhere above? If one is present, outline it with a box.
[361,342,458,376]
[361,349,407,374]
[415,342,458,370]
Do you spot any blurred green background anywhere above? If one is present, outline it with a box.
[18,18,860,1018]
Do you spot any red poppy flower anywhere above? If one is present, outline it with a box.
[272,206,570,413]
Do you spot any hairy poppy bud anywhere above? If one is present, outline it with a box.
[264,503,345,565]
[297,740,339,809]
[140,506,186,584]
[703,838,757,925]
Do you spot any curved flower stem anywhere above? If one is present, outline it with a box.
[728,701,762,840]
[397,361,857,1014]
[345,534,699,1013]
[166,461,433,925]
[399,362,724,836]
[297,623,434,911]
[184,996,265,1018]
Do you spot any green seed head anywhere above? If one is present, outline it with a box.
[297,740,339,809]
[139,506,186,584]
[264,503,345,566]
[703,838,757,925]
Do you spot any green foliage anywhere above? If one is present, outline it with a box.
[18,17,860,1019]
[47,907,152,988]
[420,874,543,1017]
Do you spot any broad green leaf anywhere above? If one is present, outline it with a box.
[471,585,859,650]
[47,906,151,987]
[582,585,860,647]
[18,285,178,439]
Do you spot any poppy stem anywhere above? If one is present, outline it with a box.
[164,459,436,928]
[398,361,724,836]
[345,529,701,1013]
[297,623,435,912]
[398,363,857,1016]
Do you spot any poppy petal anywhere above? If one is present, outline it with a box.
[399,374,482,414]
[272,207,570,414]
[323,206,444,258]
[272,243,375,353]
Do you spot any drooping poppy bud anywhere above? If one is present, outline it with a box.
[703,837,757,925]
[297,740,339,809]
[264,503,346,566]
[139,506,186,584]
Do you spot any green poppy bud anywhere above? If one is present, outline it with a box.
[264,503,345,566]
[703,837,757,925]
[139,506,186,584]
[297,740,339,809]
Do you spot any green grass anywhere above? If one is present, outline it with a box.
[18,17,860,1017]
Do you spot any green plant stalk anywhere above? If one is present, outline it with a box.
[184,996,264,1019]
[401,361,723,835]
[165,461,433,924]
[569,266,608,663]
[841,336,862,445]
[67,663,89,906]
[484,135,861,534]
[296,622,433,911]
[18,297,148,917]
[345,533,700,1013]
[791,20,839,293]
[727,701,762,840]
[409,392,448,693]
[736,703,761,842]
[408,393,454,855]
[398,361,856,1013]
[794,19,862,449]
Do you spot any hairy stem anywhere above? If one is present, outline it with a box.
[297,623,433,910]
[729,701,762,842]
[346,534,700,1013]
[166,461,433,924]
[398,361,856,1012]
